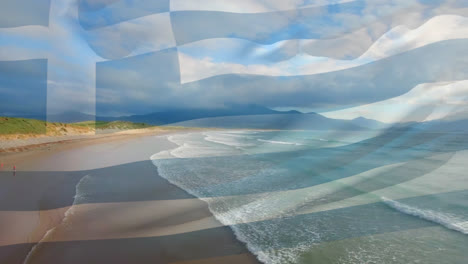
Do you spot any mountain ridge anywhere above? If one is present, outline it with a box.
[8,104,468,132]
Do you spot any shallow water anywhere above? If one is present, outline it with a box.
[151,129,468,264]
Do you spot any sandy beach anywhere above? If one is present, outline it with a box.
[0,129,260,264]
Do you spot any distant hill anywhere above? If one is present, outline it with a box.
[8,111,95,123]
[171,114,468,132]
[3,105,302,126]
[3,106,388,131]
[47,111,96,123]
[350,117,389,129]
[98,104,299,125]
[8,104,467,132]
[169,113,366,130]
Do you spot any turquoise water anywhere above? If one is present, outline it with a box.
[151,129,468,264]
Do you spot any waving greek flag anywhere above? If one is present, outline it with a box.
[0,0,467,122]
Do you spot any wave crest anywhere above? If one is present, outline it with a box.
[382,197,468,235]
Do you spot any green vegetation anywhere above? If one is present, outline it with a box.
[0,117,48,134]
[0,117,152,135]
[73,121,151,130]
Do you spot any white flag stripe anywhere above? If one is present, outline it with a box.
[2,0,468,118]
[360,15,468,60]
[322,80,468,123]
[178,15,468,83]
[178,52,359,84]
[0,11,176,62]
[0,25,49,61]
[170,0,354,13]
[86,13,176,59]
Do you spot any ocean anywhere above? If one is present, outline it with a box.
[151,129,468,264]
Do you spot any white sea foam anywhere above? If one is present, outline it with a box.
[203,132,253,148]
[151,131,468,264]
[151,133,312,264]
[382,197,468,235]
[258,139,303,146]
[149,150,174,160]
[151,133,327,264]
[220,130,258,134]
[165,133,237,158]
[166,134,186,146]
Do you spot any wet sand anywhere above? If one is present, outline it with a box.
[0,131,260,264]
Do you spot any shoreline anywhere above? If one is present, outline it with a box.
[0,126,206,153]
[0,127,209,170]
[0,129,261,264]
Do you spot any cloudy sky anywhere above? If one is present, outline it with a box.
[1,0,468,122]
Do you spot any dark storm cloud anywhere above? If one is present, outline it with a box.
[0,59,48,117]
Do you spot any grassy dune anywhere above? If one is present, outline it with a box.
[0,117,49,135]
[74,121,151,130]
[0,117,152,138]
